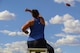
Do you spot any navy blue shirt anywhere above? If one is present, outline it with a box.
[27,18,45,41]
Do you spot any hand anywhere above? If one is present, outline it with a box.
[24,31,29,34]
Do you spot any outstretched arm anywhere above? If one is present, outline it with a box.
[25,8,32,13]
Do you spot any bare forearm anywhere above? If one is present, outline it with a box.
[22,29,29,34]
[25,8,32,13]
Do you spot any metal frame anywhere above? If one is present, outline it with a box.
[27,48,47,53]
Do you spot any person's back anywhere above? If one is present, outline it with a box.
[28,18,45,41]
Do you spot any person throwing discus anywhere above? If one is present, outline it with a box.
[21,8,54,53]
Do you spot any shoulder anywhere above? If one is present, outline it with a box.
[26,18,34,23]
[28,19,34,23]
[27,19,34,26]
[38,15,44,20]
[39,16,45,25]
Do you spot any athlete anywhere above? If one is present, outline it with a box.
[21,8,54,53]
